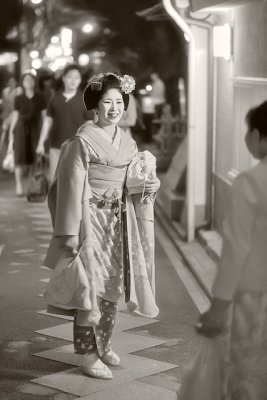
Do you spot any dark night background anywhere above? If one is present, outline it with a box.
[0,0,187,110]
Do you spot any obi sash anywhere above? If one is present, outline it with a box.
[88,163,127,195]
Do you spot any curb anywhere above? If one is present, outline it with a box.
[155,202,217,300]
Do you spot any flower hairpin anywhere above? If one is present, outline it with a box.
[87,73,135,94]
[119,75,136,94]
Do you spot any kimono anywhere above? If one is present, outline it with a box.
[45,121,159,321]
[211,156,267,399]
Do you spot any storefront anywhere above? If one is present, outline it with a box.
[162,0,267,240]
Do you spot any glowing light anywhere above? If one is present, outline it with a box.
[184,33,190,42]
[139,89,147,95]
[45,44,63,58]
[92,58,101,65]
[31,58,42,69]
[48,56,73,72]
[213,23,232,60]
[31,0,43,4]
[82,23,94,34]
[51,36,59,44]
[78,53,90,66]
[30,50,39,59]
[146,84,152,92]
[0,52,18,65]
[61,27,72,56]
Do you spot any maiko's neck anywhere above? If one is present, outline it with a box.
[97,122,116,137]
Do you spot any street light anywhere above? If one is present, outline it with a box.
[32,58,42,69]
[213,23,232,60]
[82,23,94,34]
[51,36,59,44]
[30,50,39,59]
[78,54,90,66]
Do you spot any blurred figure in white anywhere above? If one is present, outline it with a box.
[0,77,20,153]
[198,101,267,400]
[118,93,137,136]
[150,72,166,119]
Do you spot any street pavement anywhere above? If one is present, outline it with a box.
[0,173,209,400]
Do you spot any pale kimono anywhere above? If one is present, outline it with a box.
[45,121,159,319]
[212,157,267,400]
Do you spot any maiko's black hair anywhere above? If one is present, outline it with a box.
[246,101,267,138]
[83,74,129,111]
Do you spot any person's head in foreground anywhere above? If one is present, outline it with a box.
[245,101,267,160]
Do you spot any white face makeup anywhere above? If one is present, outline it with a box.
[62,69,82,92]
[97,88,125,127]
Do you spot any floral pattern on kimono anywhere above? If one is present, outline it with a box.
[45,121,159,319]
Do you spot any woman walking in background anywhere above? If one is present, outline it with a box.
[198,101,267,399]
[8,71,46,196]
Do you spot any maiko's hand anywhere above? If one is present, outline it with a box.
[144,176,161,193]
[58,235,79,257]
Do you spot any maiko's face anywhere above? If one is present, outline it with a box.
[97,88,125,126]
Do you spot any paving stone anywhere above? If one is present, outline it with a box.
[140,373,180,393]
[73,381,177,400]
[32,220,52,225]
[9,262,31,266]
[38,309,74,321]
[28,213,50,219]
[13,248,34,254]
[36,312,158,339]
[33,227,53,233]
[32,354,176,397]
[34,333,166,365]
[39,243,50,248]
[37,235,52,240]
[40,265,51,270]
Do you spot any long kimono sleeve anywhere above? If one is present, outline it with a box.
[212,173,257,301]
[54,137,90,237]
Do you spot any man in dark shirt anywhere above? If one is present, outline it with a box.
[36,64,91,182]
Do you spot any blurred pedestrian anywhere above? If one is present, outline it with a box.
[150,72,166,119]
[198,101,267,399]
[118,93,137,136]
[1,77,19,135]
[36,64,92,182]
[0,77,20,158]
[141,94,154,143]
[45,72,160,380]
[8,71,46,196]
[38,73,56,107]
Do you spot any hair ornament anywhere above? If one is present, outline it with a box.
[119,74,136,94]
[87,73,105,91]
[86,72,135,94]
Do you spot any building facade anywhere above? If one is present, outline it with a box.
[163,0,267,239]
